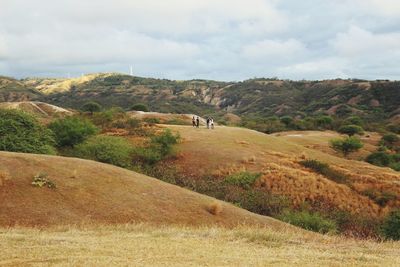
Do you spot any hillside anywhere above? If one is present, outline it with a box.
[166,125,400,218]
[1,74,399,122]
[0,76,42,102]
[0,101,73,119]
[0,151,286,228]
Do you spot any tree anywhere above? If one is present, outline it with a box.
[366,152,392,167]
[130,103,149,112]
[0,109,55,154]
[330,136,363,157]
[48,116,98,147]
[280,116,293,127]
[338,125,364,136]
[81,101,102,114]
[315,115,333,129]
[343,116,363,127]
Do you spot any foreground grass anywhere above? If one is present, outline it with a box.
[1,224,399,266]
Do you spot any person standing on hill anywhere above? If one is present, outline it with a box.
[192,116,196,127]
[206,117,210,129]
[196,116,200,128]
[210,117,214,129]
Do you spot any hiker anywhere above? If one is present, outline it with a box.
[206,117,210,129]
[210,117,214,129]
[196,116,200,128]
[192,116,196,127]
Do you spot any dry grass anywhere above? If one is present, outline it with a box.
[0,224,398,266]
[208,201,223,215]
[167,125,400,216]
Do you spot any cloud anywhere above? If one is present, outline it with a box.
[0,0,399,80]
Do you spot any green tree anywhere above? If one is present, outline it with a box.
[381,133,399,149]
[366,152,392,167]
[315,115,333,129]
[343,116,363,127]
[330,136,363,157]
[48,116,98,147]
[338,125,364,136]
[280,116,293,127]
[0,109,55,154]
[74,135,133,167]
[81,101,102,114]
[130,103,149,112]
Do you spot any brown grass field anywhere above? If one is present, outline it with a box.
[168,125,400,217]
[1,224,399,266]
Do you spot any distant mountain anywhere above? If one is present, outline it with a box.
[1,73,399,121]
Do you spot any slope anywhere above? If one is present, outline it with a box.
[0,151,285,228]
[167,125,400,217]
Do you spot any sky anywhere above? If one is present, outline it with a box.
[0,0,400,81]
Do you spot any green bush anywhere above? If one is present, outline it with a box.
[381,210,400,240]
[150,129,180,158]
[366,152,392,167]
[31,172,56,189]
[278,210,337,234]
[130,103,149,112]
[0,109,55,154]
[81,101,102,114]
[48,116,98,147]
[330,136,363,157]
[143,117,160,124]
[338,124,364,136]
[343,116,364,127]
[224,172,261,189]
[381,133,399,149]
[74,135,133,167]
[299,159,349,184]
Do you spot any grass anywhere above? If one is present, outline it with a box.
[0,224,399,266]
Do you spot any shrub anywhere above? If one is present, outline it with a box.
[74,135,133,167]
[381,210,400,240]
[381,133,399,149]
[338,124,364,136]
[343,116,364,127]
[0,109,55,154]
[278,210,337,234]
[330,136,363,157]
[130,103,149,112]
[143,117,160,124]
[48,116,98,147]
[224,172,261,189]
[299,160,349,184]
[366,152,392,167]
[315,115,333,129]
[150,129,180,158]
[31,173,56,189]
[362,189,396,206]
[81,101,102,114]
[280,116,293,127]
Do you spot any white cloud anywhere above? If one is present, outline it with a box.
[242,39,306,62]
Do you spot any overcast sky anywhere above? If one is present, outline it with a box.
[1,0,400,81]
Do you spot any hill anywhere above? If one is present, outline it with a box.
[0,76,42,102]
[0,101,73,119]
[0,151,286,228]
[1,74,399,123]
[165,125,400,218]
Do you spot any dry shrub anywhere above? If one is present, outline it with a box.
[208,201,223,215]
[0,170,11,186]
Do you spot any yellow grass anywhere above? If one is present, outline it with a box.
[0,224,399,266]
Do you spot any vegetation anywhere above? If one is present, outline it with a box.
[299,160,350,184]
[338,125,364,136]
[278,210,337,234]
[330,136,363,157]
[0,109,55,154]
[130,103,149,112]
[74,135,133,167]
[362,189,396,207]
[81,101,102,114]
[381,210,400,240]
[224,172,261,189]
[380,133,400,150]
[31,172,56,189]
[48,116,98,147]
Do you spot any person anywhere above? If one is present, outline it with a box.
[206,117,210,129]
[210,117,214,129]
[192,116,196,127]
[196,116,200,128]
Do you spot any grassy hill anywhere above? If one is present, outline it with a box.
[0,151,285,228]
[161,125,400,219]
